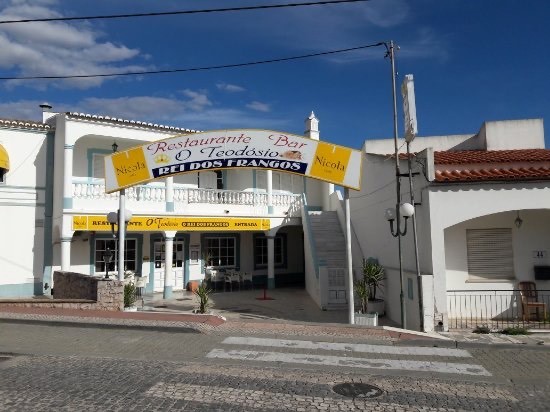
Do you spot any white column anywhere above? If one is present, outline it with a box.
[166,176,174,212]
[163,231,177,299]
[267,170,273,215]
[60,237,72,271]
[267,235,275,289]
[62,144,74,209]
[344,188,354,325]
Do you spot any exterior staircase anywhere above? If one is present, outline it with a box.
[308,211,348,308]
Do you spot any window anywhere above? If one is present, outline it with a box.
[205,236,236,267]
[153,240,184,269]
[254,234,286,268]
[95,238,137,274]
[466,228,514,280]
[92,153,106,179]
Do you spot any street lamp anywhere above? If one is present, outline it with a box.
[111,141,129,282]
[385,203,415,237]
[103,247,114,279]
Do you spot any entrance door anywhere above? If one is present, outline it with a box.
[153,239,185,292]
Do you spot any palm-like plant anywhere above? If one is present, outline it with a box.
[362,259,385,301]
[194,282,212,314]
[354,277,369,314]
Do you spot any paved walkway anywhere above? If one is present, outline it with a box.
[1,287,549,346]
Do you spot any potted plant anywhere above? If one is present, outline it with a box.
[353,271,378,326]
[362,259,385,316]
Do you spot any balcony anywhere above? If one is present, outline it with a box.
[72,179,303,217]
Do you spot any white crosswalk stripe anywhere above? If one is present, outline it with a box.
[206,337,491,377]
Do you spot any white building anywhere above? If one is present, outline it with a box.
[351,118,550,331]
[1,106,349,307]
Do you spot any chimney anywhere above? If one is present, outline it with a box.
[304,111,319,140]
[39,102,56,123]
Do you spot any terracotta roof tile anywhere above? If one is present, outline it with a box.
[435,166,550,182]
[434,149,550,164]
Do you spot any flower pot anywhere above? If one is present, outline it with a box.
[368,299,385,316]
[354,312,378,326]
[187,281,199,292]
[124,306,138,312]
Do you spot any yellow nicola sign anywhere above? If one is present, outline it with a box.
[73,215,271,232]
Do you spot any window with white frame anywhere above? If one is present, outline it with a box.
[205,236,236,267]
[95,238,137,274]
[254,234,286,268]
[466,228,514,280]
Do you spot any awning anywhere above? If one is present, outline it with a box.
[0,144,9,170]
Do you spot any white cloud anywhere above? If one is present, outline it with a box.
[0,94,289,132]
[216,83,245,93]
[246,101,271,113]
[0,0,147,89]
[180,89,212,111]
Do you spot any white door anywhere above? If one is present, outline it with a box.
[328,268,347,305]
[153,240,185,292]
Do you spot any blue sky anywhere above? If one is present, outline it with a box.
[0,0,549,149]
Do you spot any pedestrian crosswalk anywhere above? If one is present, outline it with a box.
[206,336,491,376]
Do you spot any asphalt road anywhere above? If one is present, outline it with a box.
[1,322,549,411]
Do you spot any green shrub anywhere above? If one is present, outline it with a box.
[501,326,530,335]
[124,283,137,308]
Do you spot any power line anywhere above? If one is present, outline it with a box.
[0,42,385,81]
[0,0,371,24]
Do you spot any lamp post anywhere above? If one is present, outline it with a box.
[383,40,411,330]
[103,247,114,279]
[111,142,129,282]
[106,208,133,280]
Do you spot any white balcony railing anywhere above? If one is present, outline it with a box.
[73,180,165,202]
[72,180,302,214]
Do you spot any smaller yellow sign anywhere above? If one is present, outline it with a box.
[309,142,352,184]
[111,148,151,189]
[72,215,271,232]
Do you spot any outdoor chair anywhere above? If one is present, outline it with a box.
[241,272,253,289]
[518,281,547,321]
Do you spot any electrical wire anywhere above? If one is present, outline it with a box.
[0,0,371,24]
[0,42,385,81]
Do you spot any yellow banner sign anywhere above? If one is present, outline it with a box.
[73,215,271,232]
[104,129,362,193]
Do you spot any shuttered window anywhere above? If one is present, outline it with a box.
[466,228,514,280]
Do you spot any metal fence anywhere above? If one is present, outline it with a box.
[447,289,550,329]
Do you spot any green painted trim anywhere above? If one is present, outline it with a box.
[307,206,323,212]
[179,233,191,287]
[252,170,257,189]
[267,278,275,290]
[268,205,274,214]
[63,197,73,209]
[42,130,55,296]
[200,232,241,270]
[222,170,227,189]
[149,233,163,293]
[253,233,287,270]
[92,233,144,276]
[166,201,174,212]
[0,282,36,297]
[87,148,112,182]
[163,285,173,299]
